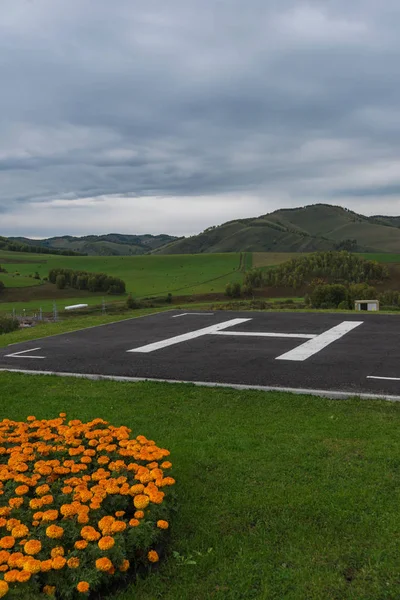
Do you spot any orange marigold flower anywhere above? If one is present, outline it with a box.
[0,537,14,550]
[133,494,149,510]
[50,547,64,558]
[15,485,29,496]
[27,416,36,422]
[129,484,144,496]
[134,510,144,519]
[29,498,43,510]
[67,557,80,569]
[98,536,115,551]
[98,516,115,534]
[24,540,41,555]
[40,559,53,572]
[62,486,73,495]
[95,557,113,572]
[77,581,90,593]
[81,526,100,541]
[111,520,126,533]
[9,498,23,509]
[129,518,140,527]
[16,570,31,582]
[7,552,23,568]
[0,519,6,528]
[42,510,58,522]
[0,566,8,572]
[43,584,56,595]
[148,550,159,563]
[74,540,88,550]
[46,525,64,539]
[0,581,8,597]
[59,412,66,417]
[97,456,110,465]
[52,556,67,570]
[41,494,54,505]
[0,551,9,565]
[115,511,125,517]
[161,461,172,469]
[4,569,19,583]
[157,520,169,530]
[119,559,130,572]
[0,509,10,518]
[11,525,29,539]
[36,484,50,496]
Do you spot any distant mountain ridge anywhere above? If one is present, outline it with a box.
[9,233,179,256]
[152,204,400,254]
[4,204,400,256]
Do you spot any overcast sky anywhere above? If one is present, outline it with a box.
[1,0,400,238]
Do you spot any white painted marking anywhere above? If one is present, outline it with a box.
[127,318,251,353]
[1,368,400,402]
[5,348,45,359]
[172,313,214,318]
[367,376,400,381]
[276,321,363,362]
[214,331,316,339]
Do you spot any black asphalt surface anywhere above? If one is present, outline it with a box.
[1,310,400,397]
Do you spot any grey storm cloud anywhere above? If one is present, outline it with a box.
[1,0,400,236]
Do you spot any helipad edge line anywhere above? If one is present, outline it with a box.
[1,368,400,402]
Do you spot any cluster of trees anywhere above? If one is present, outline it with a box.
[48,269,126,295]
[262,252,388,289]
[308,283,377,309]
[0,237,84,256]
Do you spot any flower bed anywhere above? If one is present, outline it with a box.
[0,415,175,598]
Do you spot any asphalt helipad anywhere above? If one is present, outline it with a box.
[1,310,400,399]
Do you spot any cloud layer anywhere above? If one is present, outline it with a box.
[1,0,400,236]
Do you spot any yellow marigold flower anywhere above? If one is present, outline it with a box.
[74,540,87,550]
[11,524,29,538]
[0,581,8,598]
[81,526,100,541]
[67,557,80,568]
[148,550,159,563]
[134,510,144,519]
[52,556,67,570]
[98,536,115,551]
[43,584,56,595]
[46,525,64,539]
[157,520,169,530]
[0,537,14,550]
[8,498,23,509]
[15,485,29,496]
[36,484,50,496]
[24,540,41,555]
[129,519,140,527]
[40,559,53,572]
[111,520,126,533]
[119,559,130,572]
[16,570,31,582]
[77,581,90,593]
[42,510,58,522]
[0,509,10,518]
[50,547,64,558]
[23,558,41,573]
[95,557,113,572]
[133,494,149,510]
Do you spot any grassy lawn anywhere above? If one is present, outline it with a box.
[360,253,400,263]
[0,374,400,599]
[0,273,43,288]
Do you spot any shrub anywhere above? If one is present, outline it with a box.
[165,293,173,304]
[0,281,4,295]
[348,283,377,305]
[126,295,140,309]
[311,284,348,308]
[0,414,175,599]
[379,290,400,306]
[338,300,350,310]
[0,317,19,335]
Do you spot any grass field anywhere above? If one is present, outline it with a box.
[0,272,43,288]
[0,252,247,313]
[1,373,400,600]
[360,253,400,263]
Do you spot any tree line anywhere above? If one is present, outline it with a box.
[0,237,85,256]
[48,269,126,294]
[245,251,388,290]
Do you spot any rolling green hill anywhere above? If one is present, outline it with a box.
[10,233,178,256]
[154,204,400,254]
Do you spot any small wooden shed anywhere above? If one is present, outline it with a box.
[354,299,380,312]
